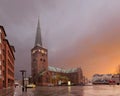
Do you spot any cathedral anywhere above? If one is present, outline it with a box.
[31,20,83,86]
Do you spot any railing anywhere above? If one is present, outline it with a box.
[0,87,14,96]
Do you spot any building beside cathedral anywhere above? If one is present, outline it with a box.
[31,20,83,86]
[0,25,15,89]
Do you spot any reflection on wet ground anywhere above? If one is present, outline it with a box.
[0,87,14,96]
[33,86,67,96]
[13,85,120,96]
[33,85,120,96]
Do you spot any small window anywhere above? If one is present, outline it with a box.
[3,49,5,55]
[43,59,46,62]
[0,61,1,66]
[0,37,1,43]
[0,49,1,54]
[0,70,1,75]
[40,58,42,61]
[3,60,5,66]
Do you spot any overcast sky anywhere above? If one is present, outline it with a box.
[1,0,120,79]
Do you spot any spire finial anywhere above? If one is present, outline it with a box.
[35,18,42,47]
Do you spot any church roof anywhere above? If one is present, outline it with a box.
[35,19,42,47]
[48,66,78,73]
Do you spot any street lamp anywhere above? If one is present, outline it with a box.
[20,70,26,92]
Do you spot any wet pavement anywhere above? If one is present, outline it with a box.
[14,85,120,96]
[14,86,34,96]
[0,87,14,96]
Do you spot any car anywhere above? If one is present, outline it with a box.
[27,84,36,88]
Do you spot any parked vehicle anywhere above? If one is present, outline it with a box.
[27,84,36,88]
[111,74,120,85]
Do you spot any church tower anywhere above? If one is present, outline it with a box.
[31,20,48,85]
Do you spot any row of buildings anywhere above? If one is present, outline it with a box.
[92,74,120,85]
[0,26,15,89]
[31,20,84,86]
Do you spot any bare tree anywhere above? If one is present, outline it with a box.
[117,65,120,74]
[116,64,120,83]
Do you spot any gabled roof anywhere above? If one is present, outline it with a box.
[48,66,78,73]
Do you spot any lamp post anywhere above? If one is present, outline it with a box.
[24,71,27,92]
[29,76,32,84]
[20,70,26,92]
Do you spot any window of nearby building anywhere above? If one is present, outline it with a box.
[0,49,1,54]
[8,59,13,69]
[0,37,1,44]
[0,70,1,75]
[40,58,42,61]
[0,29,1,43]
[0,29,1,33]
[43,59,45,62]
[0,61,1,66]
[3,60,5,66]
[3,49,5,56]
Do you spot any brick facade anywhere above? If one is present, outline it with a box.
[0,26,15,89]
[31,46,48,85]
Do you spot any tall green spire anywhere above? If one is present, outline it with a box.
[35,19,42,47]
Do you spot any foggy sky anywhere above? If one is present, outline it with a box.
[1,0,120,79]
